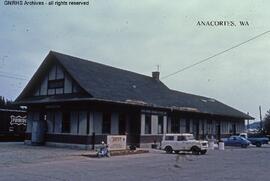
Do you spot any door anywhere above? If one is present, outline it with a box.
[177,135,187,150]
[230,136,240,146]
[193,121,199,140]
[226,137,235,146]
[232,124,236,135]
[235,137,242,146]
[118,113,126,135]
[216,124,221,141]
[126,112,140,147]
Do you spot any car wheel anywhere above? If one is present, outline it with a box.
[191,146,200,155]
[256,142,262,147]
[200,150,207,155]
[165,146,173,154]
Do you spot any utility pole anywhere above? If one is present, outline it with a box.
[259,106,263,131]
[247,112,249,131]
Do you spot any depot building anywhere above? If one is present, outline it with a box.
[15,51,253,149]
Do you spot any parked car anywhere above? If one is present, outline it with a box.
[239,133,269,147]
[224,136,250,148]
[161,133,208,155]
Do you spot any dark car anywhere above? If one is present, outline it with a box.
[224,136,251,148]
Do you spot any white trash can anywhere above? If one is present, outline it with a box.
[208,140,215,150]
[218,142,225,150]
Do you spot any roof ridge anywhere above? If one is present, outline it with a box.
[170,89,214,100]
[50,50,157,81]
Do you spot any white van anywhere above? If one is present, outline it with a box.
[161,133,208,155]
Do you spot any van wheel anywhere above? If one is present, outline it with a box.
[256,142,262,147]
[165,146,173,154]
[200,150,207,155]
[191,146,200,155]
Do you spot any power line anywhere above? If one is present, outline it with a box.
[0,30,269,85]
[161,30,270,80]
[0,74,27,80]
[0,71,28,78]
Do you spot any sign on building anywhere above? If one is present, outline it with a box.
[10,115,27,126]
[107,135,127,150]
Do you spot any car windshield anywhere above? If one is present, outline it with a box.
[239,137,247,141]
[186,135,195,140]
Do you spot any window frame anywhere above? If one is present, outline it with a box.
[62,112,70,133]
[102,112,111,134]
[48,79,65,89]
[144,115,152,134]
[165,136,174,141]
[177,136,186,141]
[158,116,163,134]
[185,119,190,133]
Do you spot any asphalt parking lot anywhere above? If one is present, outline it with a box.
[0,143,269,181]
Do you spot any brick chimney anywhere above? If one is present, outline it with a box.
[152,71,160,81]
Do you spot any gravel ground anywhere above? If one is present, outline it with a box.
[0,142,269,181]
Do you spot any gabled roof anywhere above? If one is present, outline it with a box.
[16,51,253,119]
[54,51,171,103]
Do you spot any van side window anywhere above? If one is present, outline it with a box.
[177,136,186,141]
[165,136,174,141]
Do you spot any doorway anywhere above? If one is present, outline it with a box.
[193,121,199,140]
[126,112,140,147]
[118,113,126,135]
[216,124,221,141]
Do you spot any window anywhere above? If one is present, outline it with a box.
[186,119,190,133]
[171,117,180,133]
[46,111,63,133]
[186,135,195,140]
[177,136,186,141]
[48,79,64,89]
[102,113,111,134]
[207,120,212,134]
[62,112,70,133]
[48,79,64,95]
[145,115,151,134]
[158,116,163,134]
[165,136,174,141]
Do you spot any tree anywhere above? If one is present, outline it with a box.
[263,109,270,134]
[0,96,20,109]
[0,96,6,108]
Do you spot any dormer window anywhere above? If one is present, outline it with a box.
[48,79,64,89]
[48,79,64,95]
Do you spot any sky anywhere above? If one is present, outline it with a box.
[0,0,269,122]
